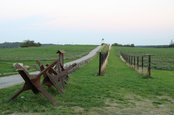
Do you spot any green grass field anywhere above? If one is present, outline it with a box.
[0,46,174,114]
[0,45,96,76]
[118,47,174,71]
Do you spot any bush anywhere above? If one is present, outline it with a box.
[112,43,135,47]
[20,40,41,47]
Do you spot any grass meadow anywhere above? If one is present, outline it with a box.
[0,45,96,76]
[0,46,174,114]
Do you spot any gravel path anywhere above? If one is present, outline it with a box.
[0,46,101,89]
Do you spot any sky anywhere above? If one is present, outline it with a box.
[0,0,174,45]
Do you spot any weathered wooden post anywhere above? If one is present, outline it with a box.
[147,55,151,77]
[57,50,64,66]
[137,56,139,69]
[141,56,144,73]
[128,56,130,64]
[98,52,102,76]
[134,56,136,68]
[126,55,128,62]
[130,56,132,65]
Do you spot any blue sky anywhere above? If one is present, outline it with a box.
[0,0,174,45]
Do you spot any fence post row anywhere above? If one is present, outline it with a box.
[120,52,152,77]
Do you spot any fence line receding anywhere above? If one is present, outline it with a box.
[120,52,152,78]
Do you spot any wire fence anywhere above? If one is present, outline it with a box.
[120,52,152,77]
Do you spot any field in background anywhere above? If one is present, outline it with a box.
[0,46,174,114]
[0,45,96,76]
[118,47,174,71]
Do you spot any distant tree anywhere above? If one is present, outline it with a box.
[130,44,135,47]
[20,40,41,47]
[112,43,122,46]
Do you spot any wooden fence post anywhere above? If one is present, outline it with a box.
[131,56,132,65]
[57,50,64,66]
[137,56,139,69]
[142,56,144,72]
[134,56,136,68]
[128,56,130,64]
[147,55,151,77]
[98,52,102,76]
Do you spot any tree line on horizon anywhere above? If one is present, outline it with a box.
[0,40,174,48]
[112,43,135,47]
[0,40,41,48]
[113,41,174,48]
